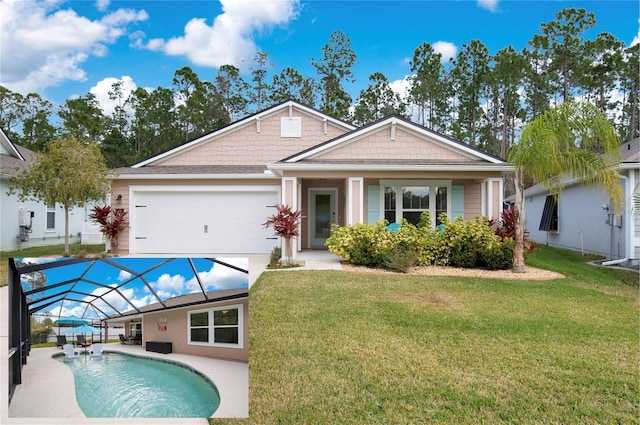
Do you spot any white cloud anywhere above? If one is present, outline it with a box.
[390,75,412,101]
[477,0,499,12]
[186,258,249,291]
[117,269,132,281]
[631,19,640,47]
[0,0,147,94]
[89,75,138,116]
[432,41,457,64]
[139,0,300,70]
[96,0,110,13]
[50,305,89,321]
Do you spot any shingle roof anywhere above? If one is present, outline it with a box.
[0,144,34,177]
[621,137,639,163]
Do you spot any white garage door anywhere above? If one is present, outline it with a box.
[131,188,280,254]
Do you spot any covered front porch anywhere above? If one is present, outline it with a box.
[280,173,505,257]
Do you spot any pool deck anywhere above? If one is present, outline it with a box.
[6,343,248,423]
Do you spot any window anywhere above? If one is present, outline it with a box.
[46,204,56,230]
[188,304,243,348]
[129,323,141,337]
[381,180,450,227]
[539,195,558,232]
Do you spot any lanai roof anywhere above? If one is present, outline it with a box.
[12,257,249,322]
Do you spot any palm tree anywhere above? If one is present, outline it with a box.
[508,101,624,273]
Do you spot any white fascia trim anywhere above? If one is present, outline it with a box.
[0,128,25,161]
[268,163,515,173]
[284,117,505,164]
[115,172,278,180]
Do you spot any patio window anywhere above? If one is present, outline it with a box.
[188,304,243,348]
[381,180,451,227]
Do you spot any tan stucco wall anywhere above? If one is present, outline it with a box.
[142,298,248,363]
[317,126,474,162]
[155,108,347,166]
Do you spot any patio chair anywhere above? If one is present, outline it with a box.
[90,343,103,357]
[62,344,78,359]
[132,334,142,345]
[119,334,131,345]
[56,335,68,348]
[76,335,90,348]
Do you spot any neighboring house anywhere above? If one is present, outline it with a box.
[509,137,639,267]
[0,128,97,251]
[105,288,248,362]
[112,100,513,256]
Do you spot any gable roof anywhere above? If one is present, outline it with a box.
[131,100,356,169]
[269,115,513,174]
[0,128,26,160]
[0,128,34,178]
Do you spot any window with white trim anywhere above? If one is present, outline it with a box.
[381,180,451,227]
[46,204,56,230]
[188,304,243,348]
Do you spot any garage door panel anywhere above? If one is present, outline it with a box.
[132,189,280,254]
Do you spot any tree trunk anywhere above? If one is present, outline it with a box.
[283,237,293,264]
[512,168,526,273]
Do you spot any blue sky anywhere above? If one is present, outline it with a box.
[0,0,638,117]
[18,257,249,321]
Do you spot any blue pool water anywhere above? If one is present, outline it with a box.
[56,352,220,418]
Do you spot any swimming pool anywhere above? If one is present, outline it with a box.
[55,352,220,418]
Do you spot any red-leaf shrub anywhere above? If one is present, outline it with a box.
[263,204,304,264]
[90,205,128,254]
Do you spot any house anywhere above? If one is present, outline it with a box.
[105,288,248,362]
[112,101,514,256]
[510,137,639,267]
[0,129,96,251]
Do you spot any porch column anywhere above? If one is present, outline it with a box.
[281,177,299,258]
[347,177,364,225]
[484,178,504,221]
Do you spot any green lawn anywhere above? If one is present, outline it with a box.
[220,246,638,424]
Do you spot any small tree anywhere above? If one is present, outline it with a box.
[8,136,111,255]
[89,205,128,254]
[263,204,304,265]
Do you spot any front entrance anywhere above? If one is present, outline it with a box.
[309,188,337,248]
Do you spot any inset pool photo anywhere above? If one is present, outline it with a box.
[5,257,249,420]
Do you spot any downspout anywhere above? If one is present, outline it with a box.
[602,175,629,266]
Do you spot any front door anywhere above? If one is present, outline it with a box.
[309,189,337,247]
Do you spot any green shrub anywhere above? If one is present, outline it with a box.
[326,221,391,267]
[439,216,509,269]
[30,327,51,344]
[327,215,514,271]
[484,238,515,270]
